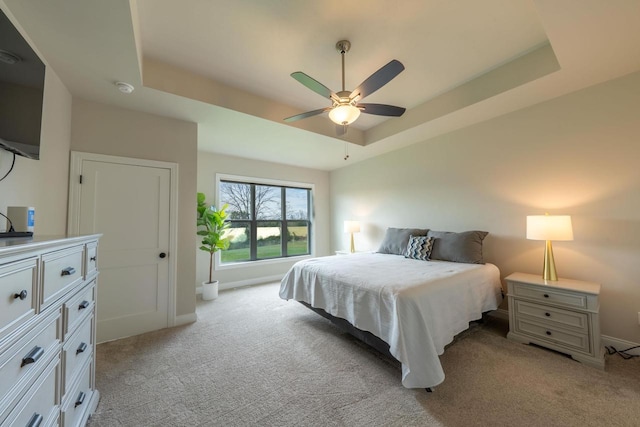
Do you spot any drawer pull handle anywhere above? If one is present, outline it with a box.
[77,342,88,355]
[546,331,552,336]
[13,289,28,300]
[26,413,43,427]
[545,312,551,317]
[90,256,97,262]
[61,267,76,276]
[543,294,549,298]
[75,391,86,407]
[79,300,90,310]
[21,346,44,367]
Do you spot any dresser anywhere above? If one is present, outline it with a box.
[0,235,101,427]
[506,272,605,369]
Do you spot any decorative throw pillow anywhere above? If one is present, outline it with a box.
[404,235,434,261]
[377,227,429,255]
[427,230,489,264]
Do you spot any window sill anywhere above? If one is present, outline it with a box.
[217,254,313,270]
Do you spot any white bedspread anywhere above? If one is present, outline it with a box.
[279,253,502,388]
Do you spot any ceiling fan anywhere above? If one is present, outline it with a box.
[284,40,406,135]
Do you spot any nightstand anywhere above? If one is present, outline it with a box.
[506,272,605,369]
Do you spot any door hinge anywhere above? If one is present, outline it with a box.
[79,174,83,184]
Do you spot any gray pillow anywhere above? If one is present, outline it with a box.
[377,227,429,255]
[427,230,489,264]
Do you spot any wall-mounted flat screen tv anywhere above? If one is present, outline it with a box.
[0,8,45,160]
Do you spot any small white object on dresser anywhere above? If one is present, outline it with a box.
[0,234,101,427]
[506,272,605,369]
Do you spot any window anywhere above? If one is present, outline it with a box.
[218,177,312,264]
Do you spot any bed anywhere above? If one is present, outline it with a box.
[278,228,503,389]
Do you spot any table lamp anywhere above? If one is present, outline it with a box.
[344,220,360,253]
[526,214,573,281]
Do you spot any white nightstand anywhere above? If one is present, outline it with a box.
[506,272,605,369]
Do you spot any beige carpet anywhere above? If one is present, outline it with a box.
[88,282,640,427]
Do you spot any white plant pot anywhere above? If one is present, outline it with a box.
[202,280,219,300]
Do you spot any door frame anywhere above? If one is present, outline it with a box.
[68,151,179,328]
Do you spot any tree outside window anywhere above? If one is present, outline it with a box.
[219,180,311,263]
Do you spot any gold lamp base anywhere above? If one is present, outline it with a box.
[350,233,355,253]
[542,240,558,281]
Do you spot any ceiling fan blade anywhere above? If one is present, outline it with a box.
[350,60,405,100]
[284,107,330,123]
[291,72,335,99]
[358,103,406,117]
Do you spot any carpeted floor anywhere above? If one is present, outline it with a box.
[88,282,640,427]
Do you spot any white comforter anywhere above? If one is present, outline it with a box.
[279,253,502,388]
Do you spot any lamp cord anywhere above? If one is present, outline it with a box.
[605,345,640,360]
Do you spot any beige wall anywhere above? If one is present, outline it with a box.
[70,99,198,318]
[0,67,71,235]
[197,151,330,287]
[330,70,640,344]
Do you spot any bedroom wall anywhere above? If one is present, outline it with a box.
[197,151,331,289]
[330,70,640,345]
[0,63,72,235]
[70,99,198,319]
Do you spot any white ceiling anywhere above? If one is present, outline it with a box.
[2,0,640,170]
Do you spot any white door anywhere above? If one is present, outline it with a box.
[68,152,177,343]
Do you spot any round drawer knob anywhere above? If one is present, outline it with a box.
[14,290,28,300]
[159,252,167,259]
[546,331,552,336]
[543,294,549,298]
[545,312,551,317]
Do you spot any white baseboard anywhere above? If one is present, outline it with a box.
[601,335,640,356]
[196,274,283,295]
[174,312,197,326]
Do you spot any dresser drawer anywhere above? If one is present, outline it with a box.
[514,300,589,332]
[511,282,587,309]
[515,319,590,353]
[0,258,38,339]
[1,356,59,427]
[0,309,60,404]
[85,242,98,279]
[41,245,84,311]
[63,282,95,340]
[62,316,94,397]
[61,359,94,427]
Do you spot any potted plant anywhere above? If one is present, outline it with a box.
[197,192,230,300]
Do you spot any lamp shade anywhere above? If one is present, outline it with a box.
[329,105,361,125]
[344,220,360,234]
[526,215,573,241]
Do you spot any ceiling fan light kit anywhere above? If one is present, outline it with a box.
[284,40,406,133]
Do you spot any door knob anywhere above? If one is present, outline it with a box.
[159,252,167,259]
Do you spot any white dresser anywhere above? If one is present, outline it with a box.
[0,235,101,427]
[506,272,605,369]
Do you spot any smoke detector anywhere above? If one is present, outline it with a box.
[115,81,134,94]
[0,49,21,65]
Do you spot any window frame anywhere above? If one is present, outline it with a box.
[215,173,315,270]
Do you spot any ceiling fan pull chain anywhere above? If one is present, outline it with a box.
[344,142,349,160]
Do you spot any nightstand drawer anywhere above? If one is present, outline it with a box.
[514,300,588,332]
[511,282,587,309]
[516,319,590,353]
